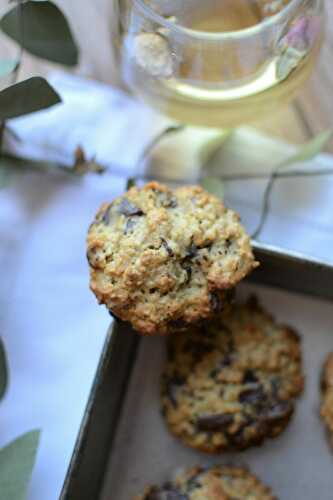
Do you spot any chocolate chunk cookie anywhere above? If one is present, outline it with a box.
[135,464,276,500]
[320,353,333,447]
[87,182,257,335]
[161,297,304,452]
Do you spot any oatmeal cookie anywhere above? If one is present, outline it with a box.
[161,297,304,452]
[87,182,257,335]
[135,464,276,500]
[320,353,333,447]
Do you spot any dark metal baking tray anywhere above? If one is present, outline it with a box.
[60,241,333,500]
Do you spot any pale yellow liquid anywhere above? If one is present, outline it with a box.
[123,1,321,127]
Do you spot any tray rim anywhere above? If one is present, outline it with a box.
[60,241,333,500]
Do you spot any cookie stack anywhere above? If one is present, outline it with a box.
[87,182,305,500]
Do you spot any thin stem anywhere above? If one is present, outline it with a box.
[251,169,278,239]
[136,124,185,170]
[221,168,333,181]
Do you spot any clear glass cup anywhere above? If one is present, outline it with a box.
[115,0,324,128]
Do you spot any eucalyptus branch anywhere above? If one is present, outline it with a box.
[251,167,281,239]
[251,130,333,239]
[137,124,185,170]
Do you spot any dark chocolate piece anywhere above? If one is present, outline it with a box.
[118,198,144,217]
[197,413,234,432]
[243,369,259,384]
[239,385,266,405]
[161,238,174,257]
[163,374,185,408]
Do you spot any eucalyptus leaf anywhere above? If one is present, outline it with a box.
[0,1,78,66]
[0,77,61,120]
[201,176,224,200]
[280,130,333,168]
[0,165,11,188]
[0,430,40,500]
[0,337,8,400]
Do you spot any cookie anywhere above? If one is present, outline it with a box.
[135,464,276,500]
[87,182,257,335]
[320,353,333,447]
[161,297,304,452]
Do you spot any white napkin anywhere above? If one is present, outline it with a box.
[1,72,333,500]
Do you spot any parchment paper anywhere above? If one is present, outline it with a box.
[101,283,333,500]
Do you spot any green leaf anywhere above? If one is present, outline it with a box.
[0,166,11,188]
[0,1,79,66]
[0,77,61,120]
[280,130,333,168]
[201,176,224,200]
[0,338,8,400]
[0,430,41,500]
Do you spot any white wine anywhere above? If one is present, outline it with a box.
[120,0,323,127]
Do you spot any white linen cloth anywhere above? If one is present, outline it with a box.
[0,72,333,500]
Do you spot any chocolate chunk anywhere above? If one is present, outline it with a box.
[225,238,232,249]
[186,243,198,259]
[87,246,104,270]
[160,195,178,208]
[166,197,178,208]
[209,368,219,379]
[210,292,222,314]
[210,354,232,379]
[124,217,137,234]
[186,467,207,492]
[197,413,234,432]
[118,198,144,217]
[102,204,112,224]
[221,353,232,367]
[154,190,178,209]
[182,262,192,284]
[163,374,185,408]
[239,385,266,405]
[145,486,188,500]
[161,238,174,257]
[261,400,293,423]
[270,378,281,399]
[243,369,259,384]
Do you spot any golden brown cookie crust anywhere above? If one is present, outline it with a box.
[135,464,276,500]
[87,182,257,335]
[320,353,333,447]
[161,297,304,453]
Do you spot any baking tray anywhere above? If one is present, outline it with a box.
[60,241,333,500]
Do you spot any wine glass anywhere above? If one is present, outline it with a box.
[115,0,324,128]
